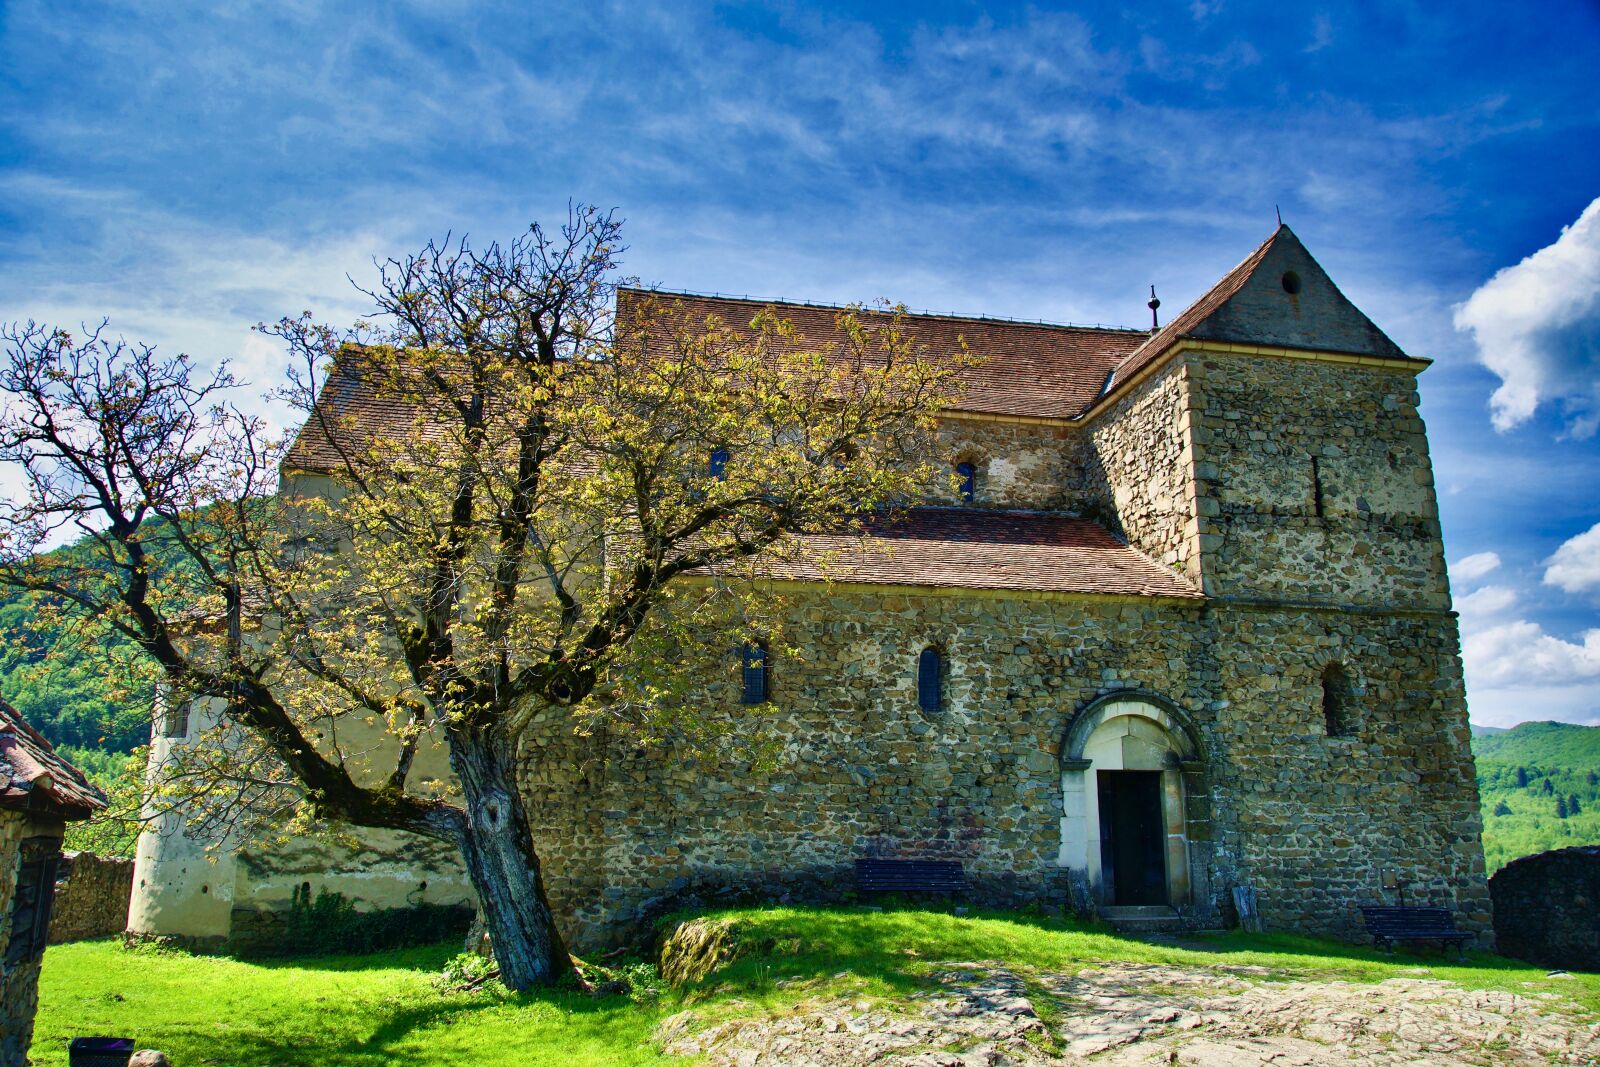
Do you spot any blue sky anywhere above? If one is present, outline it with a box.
[3,1,1598,726]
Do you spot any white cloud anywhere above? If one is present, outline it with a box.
[1305,13,1334,53]
[1454,196,1600,437]
[1462,619,1600,689]
[1449,550,1501,583]
[1450,548,1600,726]
[0,175,420,435]
[1456,582,1518,619]
[1544,520,1600,595]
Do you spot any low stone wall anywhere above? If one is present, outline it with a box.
[49,851,133,944]
[1489,845,1599,972]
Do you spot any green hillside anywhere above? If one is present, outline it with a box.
[1472,720,1600,873]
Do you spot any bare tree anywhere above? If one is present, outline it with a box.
[0,206,963,989]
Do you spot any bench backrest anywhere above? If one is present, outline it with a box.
[1359,905,1461,935]
[854,858,967,892]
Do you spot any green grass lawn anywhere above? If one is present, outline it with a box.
[33,906,1600,1067]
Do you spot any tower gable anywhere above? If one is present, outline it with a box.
[1186,225,1405,359]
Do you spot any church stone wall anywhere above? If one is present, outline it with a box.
[1185,351,1449,608]
[931,417,1087,511]
[517,584,1489,952]
[1074,358,1201,585]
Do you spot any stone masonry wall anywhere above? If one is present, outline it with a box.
[932,417,1090,512]
[517,584,1489,952]
[1489,846,1599,971]
[1073,358,1200,585]
[1,814,62,1067]
[1185,352,1449,608]
[48,851,133,944]
[0,812,21,964]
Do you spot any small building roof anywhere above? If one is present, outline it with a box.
[0,697,108,820]
[765,508,1202,599]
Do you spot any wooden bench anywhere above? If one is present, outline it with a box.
[1359,905,1470,961]
[855,858,967,898]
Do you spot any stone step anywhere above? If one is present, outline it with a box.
[1097,905,1222,936]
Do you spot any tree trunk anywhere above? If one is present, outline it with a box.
[447,726,572,990]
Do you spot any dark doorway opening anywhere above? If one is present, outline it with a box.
[1097,770,1168,906]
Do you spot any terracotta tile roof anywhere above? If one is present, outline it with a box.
[767,508,1202,598]
[285,297,1148,472]
[288,227,1416,472]
[620,289,1147,420]
[0,697,107,819]
[284,352,427,474]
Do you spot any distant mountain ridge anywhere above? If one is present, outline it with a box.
[1473,720,1600,767]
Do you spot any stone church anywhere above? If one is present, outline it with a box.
[129,224,1491,949]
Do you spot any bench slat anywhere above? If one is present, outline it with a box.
[1359,905,1469,960]
[855,858,967,894]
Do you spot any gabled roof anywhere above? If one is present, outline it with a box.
[0,697,107,819]
[287,230,1417,472]
[1093,225,1415,411]
[619,290,1147,420]
[765,508,1202,599]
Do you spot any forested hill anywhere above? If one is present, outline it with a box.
[0,532,158,760]
[1473,720,1600,767]
[1472,720,1600,873]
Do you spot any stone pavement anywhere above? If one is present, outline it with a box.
[657,960,1600,1066]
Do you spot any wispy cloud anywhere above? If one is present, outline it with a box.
[1450,551,1503,583]
[1450,542,1600,726]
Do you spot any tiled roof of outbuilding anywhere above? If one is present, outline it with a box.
[768,508,1201,599]
[0,697,107,819]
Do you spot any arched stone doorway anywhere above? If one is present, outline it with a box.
[1059,693,1204,910]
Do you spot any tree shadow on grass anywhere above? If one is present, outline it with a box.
[149,983,655,1067]
[232,941,460,974]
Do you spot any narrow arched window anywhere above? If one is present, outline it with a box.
[709,448,729,480]
[955,461,976,502]
[163,699,191,740]
[918,646,944,714]
[740,643,768,704]
[1321,663,1353,738]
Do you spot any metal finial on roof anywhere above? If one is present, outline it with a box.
[1147,285,1161,333]
[1276,204,1283,226]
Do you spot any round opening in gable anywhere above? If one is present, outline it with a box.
[1281,270,1303,295]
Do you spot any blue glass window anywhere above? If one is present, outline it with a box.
[709,448,729,480]
[740,643,768,704]
[918,647,943,713]
[955,462,976,502]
